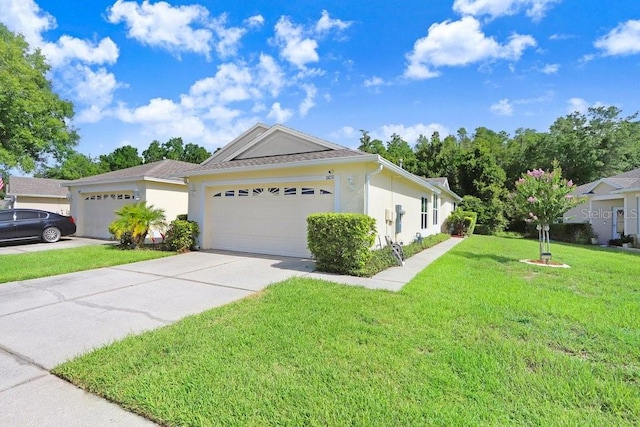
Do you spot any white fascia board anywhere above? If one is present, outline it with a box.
[377,157,441,194]
[590,194,626,201]
[182,154,381,178]
[6,193,67,199]
[63,176,186,188]
[611,187,640,194]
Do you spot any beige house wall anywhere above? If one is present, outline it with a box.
[13,196,70,215]
[144,182,189,237]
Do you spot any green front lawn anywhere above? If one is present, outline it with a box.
[54,236,640,426]
[0,245,174,283]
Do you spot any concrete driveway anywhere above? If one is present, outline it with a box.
[0,250,317,426]
[0,236,108,255]
[0,238,462,425]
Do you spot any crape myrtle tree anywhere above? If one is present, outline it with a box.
[512,161,585,262]
[0,24,78,173]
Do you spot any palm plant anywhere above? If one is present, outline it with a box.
[108,202,166,248]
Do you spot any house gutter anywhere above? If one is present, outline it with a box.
[365,161,384,215]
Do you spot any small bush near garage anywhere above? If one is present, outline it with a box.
[360,233,450,277]
[446,208,477,236]
[307,213,376,275]
[165,218,200,252]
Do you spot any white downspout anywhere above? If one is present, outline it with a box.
[365,163,383,215]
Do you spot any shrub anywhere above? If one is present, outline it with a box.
[108,202,166,248]
[524,223,595,244]
[307,213,376,275]
[165,219,200,252]
[446,208,477,236]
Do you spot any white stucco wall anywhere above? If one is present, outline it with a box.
[13,196,70,215]
[144,182,189,237]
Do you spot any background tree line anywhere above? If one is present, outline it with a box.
[35,137,211,180]
[359,106,640,232]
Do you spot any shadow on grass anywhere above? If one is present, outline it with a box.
[452,250,515,264]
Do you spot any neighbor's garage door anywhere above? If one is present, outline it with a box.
[208,183,334,257]
[80,192,134,239]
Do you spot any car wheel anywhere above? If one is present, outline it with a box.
[42,227,62,243]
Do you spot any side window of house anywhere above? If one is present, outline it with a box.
[421,197,429,229]
[432,194,438,225]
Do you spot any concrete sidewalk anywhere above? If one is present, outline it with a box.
[0,237,464,426]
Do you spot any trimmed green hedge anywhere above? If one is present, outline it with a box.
[307,213,376,275]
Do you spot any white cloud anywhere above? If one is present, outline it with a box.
[256,54,285,97]
[0,0,119,68]
[566,97,606,114]
[244,15,265,28]
[540,63,559,74]
[209,14,246,58]
[0,0,55,47]
[107,0,213,58]
[594,20,640,56]
[490,99,514,116]
[315,10,352,35]
[404,16,536,79]
[272,11,351,69]
[273,16,319,69]
[68,66,120,122]
[267,102,293,123]
[299,84,317,116]
[331,126,358,140]
[364,76,385,87]
[377,123,450,143]
[453,0,560,21]
[41,36,119,67]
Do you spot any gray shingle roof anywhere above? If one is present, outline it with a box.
[7,177,69,197]
[66,159,199,185]
[187,149,367,172]
[577,167,640,193]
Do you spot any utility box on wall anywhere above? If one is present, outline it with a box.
[395,204,406,234]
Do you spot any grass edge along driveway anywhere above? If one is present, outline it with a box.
[0,245,174,284]
[54,236,640,426]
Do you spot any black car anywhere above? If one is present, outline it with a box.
[0,209,77,244]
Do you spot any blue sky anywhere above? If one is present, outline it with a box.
[1,0,639,158]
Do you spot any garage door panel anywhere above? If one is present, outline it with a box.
[81,193,134,239]
[209,184,333,257]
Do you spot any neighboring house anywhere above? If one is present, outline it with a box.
[564,167,640,244]
[64,160,196,239]
[5,176,70,214]
[183,123,461,258]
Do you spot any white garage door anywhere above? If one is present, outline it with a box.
[208,183,334,257]
[80,192,134,239]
